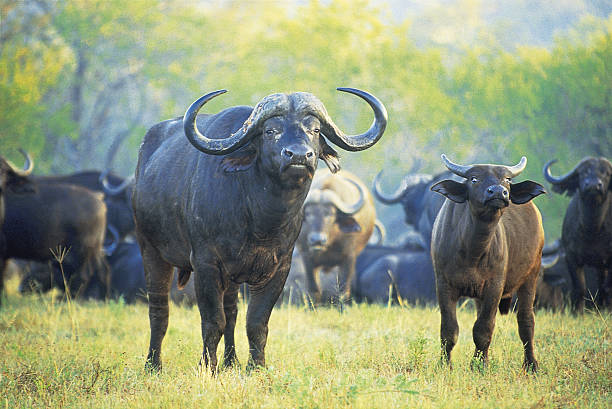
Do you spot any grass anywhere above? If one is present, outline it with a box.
[1,275,610,409]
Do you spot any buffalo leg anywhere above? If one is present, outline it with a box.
[303,259,321,306]
[596,268,610,308]
[140,238,174,372]
[0,258,5,306]
[566,256,586,313]
[192,262,226,375]
[246,268,289,369]
[222,282,240,368]
[516,275,538,372]
[336,256,356,304]
[471,284,503,370]
[437,283,459,367]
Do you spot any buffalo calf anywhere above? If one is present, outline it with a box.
[430,154,545,371]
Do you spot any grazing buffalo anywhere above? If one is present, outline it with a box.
[430,154,546,371]
[0,151,35,304]
[353,248,435,304]
[296,169,376,305]
[3,179,109,299]
[132,88,387,372]
[34,170,135,240]
[373,169,456,247]
[544,157,612,312]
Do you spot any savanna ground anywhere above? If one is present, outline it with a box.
[0,275,609,409]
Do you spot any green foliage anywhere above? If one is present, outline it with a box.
[1,0,610,236]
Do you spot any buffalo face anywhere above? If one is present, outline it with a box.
[431,155,546,220]
[544,157,612,204]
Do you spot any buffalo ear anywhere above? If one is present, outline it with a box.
[430,180,467,203]
[221,146,257,173]
[338,215,361,233]
[510,180,546,204]
[320,137,340,173]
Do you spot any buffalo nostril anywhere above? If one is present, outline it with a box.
[502,190,508,197]
[306,151,314,158]
[282,148,294,158]
[487,187,494,194]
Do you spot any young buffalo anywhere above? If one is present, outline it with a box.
[430,154,545,371]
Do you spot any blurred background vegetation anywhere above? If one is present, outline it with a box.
[1,0,611,241]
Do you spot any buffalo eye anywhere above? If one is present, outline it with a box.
[313,128,320,134]
[265,129,275,136]
[505,177,512,183]
[471,177,478,184]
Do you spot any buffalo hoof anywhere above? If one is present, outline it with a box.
[522,359,538,373]
[144,358,162,373]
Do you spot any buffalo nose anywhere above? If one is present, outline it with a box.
[486,185,508,198]
[597,180,604,191]
[308,232,327,248]
[282,146,315,162]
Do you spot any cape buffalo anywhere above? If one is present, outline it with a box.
[296,169,376,305]
[353,249,435,304]
[544,157,612,312]
[132,88,387,372]
[0,151,35,305]
[373,169,456,247]
[34,170,135,240]
[430,154,546,371]
[3,182,108,300]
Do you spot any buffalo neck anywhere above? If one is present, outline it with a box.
[242,166,311,242]
[578,191,611,235]
[456,204,502,264]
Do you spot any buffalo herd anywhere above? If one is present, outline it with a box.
[1,88,610,374]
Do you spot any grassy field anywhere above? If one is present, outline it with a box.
[1,276,610,409]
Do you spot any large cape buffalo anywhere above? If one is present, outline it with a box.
[430,154,545,371]
[544,157,612,312]
[132,88,387,372]
[296,169,376,305]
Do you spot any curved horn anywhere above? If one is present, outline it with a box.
[543,159,580,185]
[441,154,471,178]
[184,90,252,155]
[330,177,365,214]
[370,219,386,245]
[541,252,560,270]
[100,170,134,196]
[318,87,387,152]
[542,238,561,256]
[103,224,120,256]
[7,148,34,176]
[505,156,527,178]
[372,171,406,204]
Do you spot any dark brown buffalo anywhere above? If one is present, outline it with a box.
[132,88,386,372]
[544,157,612,312]
[3,180,109,299]
[373,169,457,247]
[296,169,376,305]
[430,154,546,371]
[0,152,35,305]
[34,170,135,240]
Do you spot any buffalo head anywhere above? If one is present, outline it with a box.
[0,149,34,195]
[301,174,365,253]
[543,157,612,203]
[431,154,546,219]
[183,88,387,188]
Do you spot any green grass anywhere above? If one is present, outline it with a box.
[1,276,610,409]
